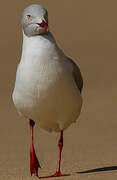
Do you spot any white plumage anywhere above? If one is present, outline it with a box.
[12,4,83,133]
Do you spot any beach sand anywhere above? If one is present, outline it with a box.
[0,0,117,179]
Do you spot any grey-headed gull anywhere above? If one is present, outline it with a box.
[12,4,83,178]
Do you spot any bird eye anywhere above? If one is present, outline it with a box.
[27,14,31,19]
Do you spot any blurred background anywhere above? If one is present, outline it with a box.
[0,0,117,179]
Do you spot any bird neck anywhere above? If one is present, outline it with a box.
[20,31,59,65]
[22,31,55,44]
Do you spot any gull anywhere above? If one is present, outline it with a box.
[12,4,83,178]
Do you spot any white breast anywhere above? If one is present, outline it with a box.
[13,33,82,132]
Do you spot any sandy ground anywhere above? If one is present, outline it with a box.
[1,0,117,179]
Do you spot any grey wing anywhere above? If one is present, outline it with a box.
[66,57,83,93]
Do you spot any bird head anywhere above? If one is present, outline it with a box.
[21,4,49,37]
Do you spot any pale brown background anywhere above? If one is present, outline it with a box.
[0,0,117,179]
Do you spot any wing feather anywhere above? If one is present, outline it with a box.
[66,57,83,93]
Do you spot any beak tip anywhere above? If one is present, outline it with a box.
[37,20,49,32]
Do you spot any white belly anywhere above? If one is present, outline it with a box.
[13,60,82,132]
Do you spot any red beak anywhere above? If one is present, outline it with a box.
[36,20,49,32]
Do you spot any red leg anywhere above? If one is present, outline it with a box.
[54,130,63,176]
[29,119,41,176]
[40,131,70,178]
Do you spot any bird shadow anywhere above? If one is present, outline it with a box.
[76,165,117,174]
[36,165,117,179]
